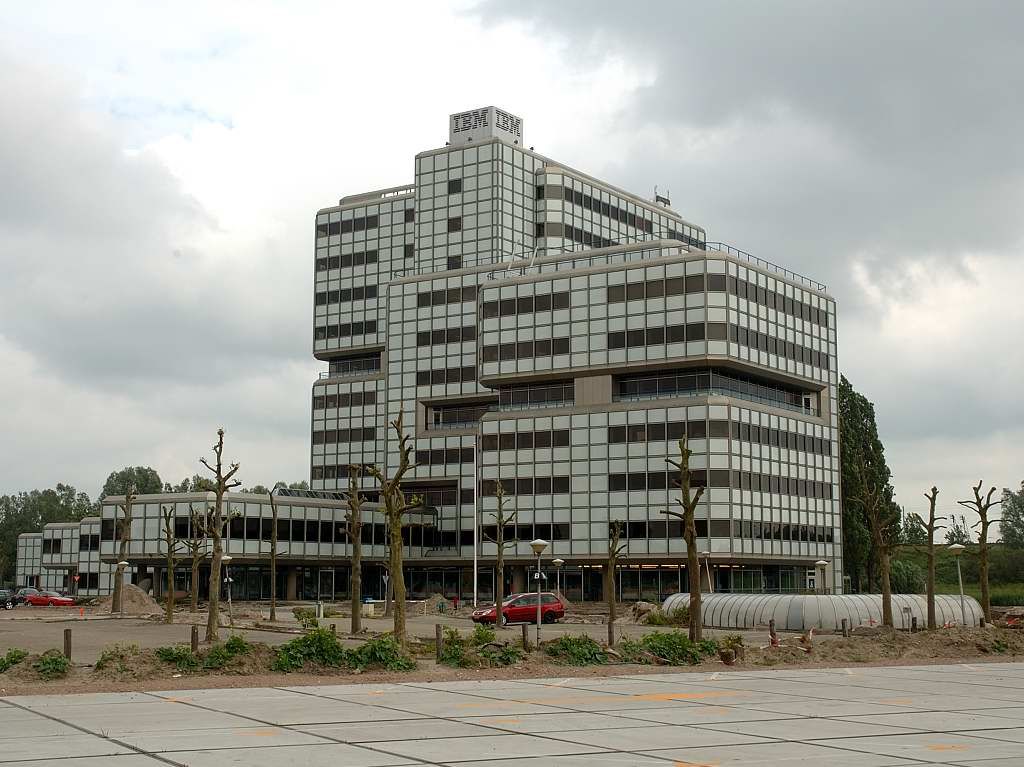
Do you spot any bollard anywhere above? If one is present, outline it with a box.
[911,617,918,633]
[191,624,199,653]
[435,624,443,662]
[841,618,849,638]
[331,623,336,636]
[79,607,84,619]
[768,619,779,647]
[521,623,530,651]
[63,628,72,660]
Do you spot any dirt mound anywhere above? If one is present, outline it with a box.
[95,584,161,615]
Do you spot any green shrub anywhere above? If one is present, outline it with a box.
[155,645,201,673]
[293,608,319,630]
[644,606,689,626]
[439,627,471,668]
[544,635,608,666]
[95,643,139,672]
[202,644,233,670]
[720,634,744,652]
[890,560,926,594]
[0,648,29,673]
[224,634,251,656]
[272,627,347,672]
[33,650,71,680]
[349,634,416,671]
[470,623,496,647]
[481,644,525,667]
[618,632,719,666]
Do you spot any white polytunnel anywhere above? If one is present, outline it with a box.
[661,593,984,632]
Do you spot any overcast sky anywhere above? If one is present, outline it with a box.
[1,1,1020,522]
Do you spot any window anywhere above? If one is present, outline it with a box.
[447,256,462,270]
[447,217,462,233]
[404,208,415,223]
[447,178,462,194]
[404,242,414,259]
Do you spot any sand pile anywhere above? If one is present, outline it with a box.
[96,584,161,615]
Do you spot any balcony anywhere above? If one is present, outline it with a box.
[616,369,819,416]
[495,381,575,411]
[319,355,381,380]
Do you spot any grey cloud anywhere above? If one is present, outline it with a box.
[0,52,311,389]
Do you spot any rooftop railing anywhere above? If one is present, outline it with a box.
[704,242,827,292]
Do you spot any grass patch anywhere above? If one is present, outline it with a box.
[544,634,608,666]
[0,648,29,673]
[33,649,70,680]
[937,583,1024,606]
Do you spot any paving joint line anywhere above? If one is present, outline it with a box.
[140,689,445,766]
[0,697,184,767]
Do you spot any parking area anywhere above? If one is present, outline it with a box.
[2,661,1023,765]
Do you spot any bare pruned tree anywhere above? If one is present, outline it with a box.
[160,505,181,624]
[661,437,705,641]
[605,519,626,647]
[853,458,899,628]
[111,483,136,615]
[482,480,516,629]
[199,428,241,642]
[958,480,1003,623]
[367,410,420,648]
[909,487,946,629]
[341,466,367,634]
[182,503,209,614]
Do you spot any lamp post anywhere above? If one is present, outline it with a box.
[815,560,830,595]
[948,543,967,626]
[221,555,234,627]
[552,558,564,597]
[116,561,129,618]
[701,551,713,593]
[530,539,548,648]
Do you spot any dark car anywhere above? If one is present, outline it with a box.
[13,587,39,606]
[471,592,565,625]
[0,590,13,610]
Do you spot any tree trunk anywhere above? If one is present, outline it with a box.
[269,503,278,623]
[384,566,394,617]
[389,523,406,646]
[190,560,200,613]
[605,565,616,647]
[494,542,504,630]
[206,488,223,643]
[979,539,991,623]
[685,525,702,642]
[926,540,936,630]
[350,539,362,634]
[112,528,130,615]
[879,546,893,628]
[165,560,174,624]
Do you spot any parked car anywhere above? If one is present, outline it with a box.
[0,590,14,610]
[13,587,39,606]
[25,591,74,607]
[471,592,565,625]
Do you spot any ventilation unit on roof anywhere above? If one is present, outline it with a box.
[449,106,523,147]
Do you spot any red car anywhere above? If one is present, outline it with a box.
[25,591,74,607]
[472,592,564,625]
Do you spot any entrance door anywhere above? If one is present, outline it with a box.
[318,569,334,601]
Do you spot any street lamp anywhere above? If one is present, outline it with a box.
[116,561,129,617]
[552,558,564,596]
[948,543,967,626]
[701,551,713,594]
[530,539,548,648]
[815,560,830,595]
[222,555,235,627]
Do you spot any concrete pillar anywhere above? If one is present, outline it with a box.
[511,565,527,594]
[286,568,298,600]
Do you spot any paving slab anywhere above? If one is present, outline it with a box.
[4,661,1023,767]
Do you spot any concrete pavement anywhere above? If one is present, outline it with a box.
[3,661,1024,765]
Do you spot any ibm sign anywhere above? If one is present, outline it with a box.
[449,106,523,146]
